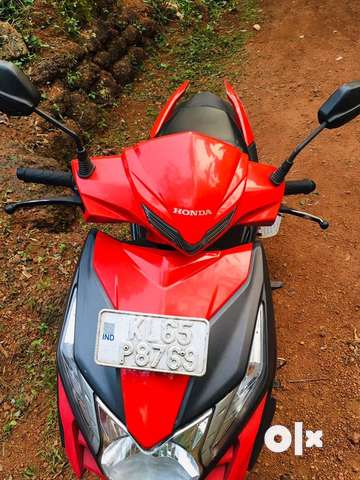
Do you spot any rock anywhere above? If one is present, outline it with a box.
[336,56,343,61]
[74,61,101,91]
[115,13,130,32]
[31,46,84,84]
[140,17,158,38]
[350,432,360,445]
[108,37,128,64]
[253,24,261,31]
[67,92,100,130]
[128,46,146,66]
[93,20,113,45]
[95,71,119,103]
[112,56,135,85]
[93,50,113,69]
[42,80,71,117]
[85,35,102,54]
[0,21,29,60]
[122,25,140,46]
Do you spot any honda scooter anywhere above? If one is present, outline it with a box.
[1,60,359,479]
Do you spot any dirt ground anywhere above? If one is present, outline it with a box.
[0,0,359,479]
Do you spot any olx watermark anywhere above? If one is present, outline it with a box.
[265,423,323,456]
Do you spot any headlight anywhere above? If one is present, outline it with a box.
[58,288,100,453]
[201,302,265,465]
[97,397,212,480]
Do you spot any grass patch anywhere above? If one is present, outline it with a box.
[0,0,34,29]
[150,0,260,93]
[146,0,237,25]
[57,0,111,36]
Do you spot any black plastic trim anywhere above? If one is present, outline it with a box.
[248,142,259,162]
[143,205,236,254]
[177,242,276,427]
[198,243,276,478]
[57,230,126,423]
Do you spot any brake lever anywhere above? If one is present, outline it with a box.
[280,205,329,230]
[4,196,83,215]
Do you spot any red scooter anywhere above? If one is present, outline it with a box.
[2,60,359,479]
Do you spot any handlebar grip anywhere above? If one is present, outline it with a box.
[16,168,74,188]
[284,179,316,195]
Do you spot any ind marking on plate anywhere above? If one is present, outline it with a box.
[95,310,210,377]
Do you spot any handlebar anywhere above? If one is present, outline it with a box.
[284,179,316,196]
[16,168,74,189]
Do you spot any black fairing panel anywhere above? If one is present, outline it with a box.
[176,242,276,427]
[72,230,125,420]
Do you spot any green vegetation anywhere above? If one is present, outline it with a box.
[0,0,34,28]
[23,33,49,52]
[147,0,261,93]
[146,0,237,25]
[66,69,82,88]
[58,0,94,36]
[23,466,36,478]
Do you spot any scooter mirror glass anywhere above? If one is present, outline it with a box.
[0,60,41,117]
[318,81,360,129]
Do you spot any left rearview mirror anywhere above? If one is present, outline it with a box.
[0,60,41,116]
[318,81,360,129]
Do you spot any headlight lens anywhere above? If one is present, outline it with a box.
[58,288,100,453]
[97,398,212,480]
[201,302,265,465]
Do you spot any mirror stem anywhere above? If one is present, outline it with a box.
[270,122,327,185]
[34,108,95,178]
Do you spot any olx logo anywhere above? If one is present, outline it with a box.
[265,423,323,456]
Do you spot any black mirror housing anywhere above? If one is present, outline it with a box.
[318,81,360,129]
[0,61,41,116]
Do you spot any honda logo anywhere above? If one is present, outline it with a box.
[173,208,213,216]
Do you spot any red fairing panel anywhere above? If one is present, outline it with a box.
[204,395,267,480]
[150,80,190,138]
[224,81,255,147]
[58,376,105,479]
[93,232,253,449]
[226,395,268,479]
[123,132,248,244]
[71,156,140,224]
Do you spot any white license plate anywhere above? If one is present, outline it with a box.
[95,310,210,377]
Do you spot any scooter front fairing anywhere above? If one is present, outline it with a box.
[57,230,276,479]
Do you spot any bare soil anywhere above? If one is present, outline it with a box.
[0,0,359,479]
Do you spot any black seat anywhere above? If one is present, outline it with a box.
[158,92,248,151]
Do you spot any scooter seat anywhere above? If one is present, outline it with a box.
[157,92,248,151]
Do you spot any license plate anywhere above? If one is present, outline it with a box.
[95,310,210,377]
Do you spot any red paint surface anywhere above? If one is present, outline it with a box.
[150,80,190,138]
[72,106,284,253]
[225,80,255,146]
[206,466,227,480]
[93,232,253,449]
[58,376,105,479]
[226,395,268,480]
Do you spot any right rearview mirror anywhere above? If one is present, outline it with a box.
[318,81,360,129]
[0,60,41,117]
